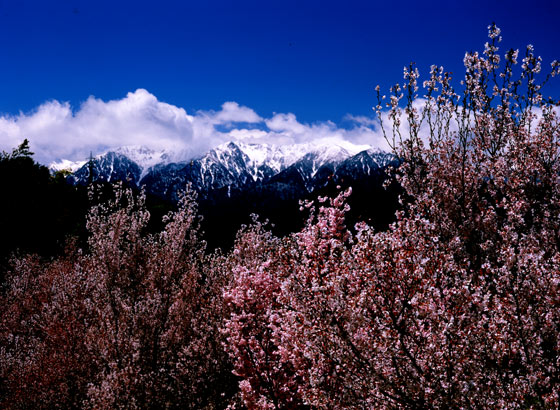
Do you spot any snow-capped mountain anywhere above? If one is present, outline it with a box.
[70,151,142,185]
[112,146,173,178]
[50,159,87,173]
[63,141,396,201]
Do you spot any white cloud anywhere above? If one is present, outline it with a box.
[265,113,307,134]
[0,89,388,165]
[227,128,269,140]
[211,102,262,124]
[0,89,197,164]
[263,112,390,150]
[344,114,378,127]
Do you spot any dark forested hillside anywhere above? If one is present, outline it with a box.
[0,141,89,281]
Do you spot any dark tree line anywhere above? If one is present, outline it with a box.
[0,140,89,283]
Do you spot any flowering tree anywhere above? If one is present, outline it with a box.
[82,187,235,409]
[0,249,96,409]
[224,25,560,408]
[1,186,236,409]
[223,218,307,409]
[371,24,560,406]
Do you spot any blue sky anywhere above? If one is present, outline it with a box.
[0,0,559,164]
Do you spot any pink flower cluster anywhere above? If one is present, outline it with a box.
[1,187,235,409]
[225,25,560,408]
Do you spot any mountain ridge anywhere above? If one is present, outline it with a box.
[60,141,397,201]
[45,140,401,250]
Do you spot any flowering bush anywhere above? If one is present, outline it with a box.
[224,25,560,408]
[1,187,235,409]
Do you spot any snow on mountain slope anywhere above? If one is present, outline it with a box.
[366,148,396,167]
[235,140,370,181]
[49,159,87,172]
[66,140,395,199]
[113,146,170,169]
[69,151,142,185]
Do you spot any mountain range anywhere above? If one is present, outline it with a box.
[54,141,397,200]
[50,141,400,248]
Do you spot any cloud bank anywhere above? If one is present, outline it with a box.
[0,89,390,166]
